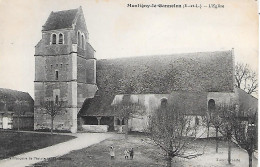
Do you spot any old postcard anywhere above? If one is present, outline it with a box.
[0,0,258,166]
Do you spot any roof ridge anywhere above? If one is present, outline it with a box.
[52,8,79,13]
[0,88,29,94]
[98,50,232,61]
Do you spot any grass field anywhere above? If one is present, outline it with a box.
[0,130,75,159]
[34,133,258,167]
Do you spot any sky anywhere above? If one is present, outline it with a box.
[0,0,258,98]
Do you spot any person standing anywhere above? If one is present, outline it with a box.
[110,146,115,160]
[130,148,134,160]
[124,149,129,159]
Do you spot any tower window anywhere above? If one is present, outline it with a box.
[51,34,57,44]
[77,31,81,47]
[58,33,64,44]
[55,95,59,104]
[55,70,59,80]
[81,34,84,49]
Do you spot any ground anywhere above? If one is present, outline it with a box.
[0,133,111,167]
[36,133,258,167]
[0,130,75,160]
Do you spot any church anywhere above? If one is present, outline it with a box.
[34,7,257,133]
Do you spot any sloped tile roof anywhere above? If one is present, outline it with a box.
[0,88,34,115]
[79,95,116,116]
[42,8,79,31]
[96,50,234,95]
[80,50,234,116]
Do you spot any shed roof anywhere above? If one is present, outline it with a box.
[236,88,258,116]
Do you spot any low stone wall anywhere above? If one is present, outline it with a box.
[13,115,34,130]
[82,125,108,133]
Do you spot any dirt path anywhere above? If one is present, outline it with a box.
[0,133,112,167]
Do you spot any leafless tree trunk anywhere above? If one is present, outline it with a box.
[51,117,54,135]
[166,156,172,167]
[228,133,231,164]
[41,100,64,135]
[206,125,209,138]
[146,102,204,166]
[125,118,128,140]
[248,151,253,167]
[113,95,145,140]
[215,126,219,153]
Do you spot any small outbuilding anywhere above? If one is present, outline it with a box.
[0,88,34,130]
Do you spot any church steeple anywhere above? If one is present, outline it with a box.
[34,7,97,133]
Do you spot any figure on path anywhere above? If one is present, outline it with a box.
[110,146,115,160]
[130,148,134,160]
[124,149,129,159]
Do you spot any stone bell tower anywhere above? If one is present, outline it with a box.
[34,7,97,133]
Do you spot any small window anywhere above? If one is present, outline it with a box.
[77,31,81,47]
[52,34,57,44]
[81,34,84,49]
[58,33,63,44]
[55,70,59,80]
[55,95,58,104]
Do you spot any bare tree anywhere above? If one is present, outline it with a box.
[209,105,226,153]
[146,102,203,167]
[232,110,257,167]
[201,113,211,138]
[218,104,237,165]
[113,95,145,139]
[41,100,64,135]
[235,63,258,95]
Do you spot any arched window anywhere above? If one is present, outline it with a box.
[81,34,85,49]
[161,98,168,108]
[58,33,63,44]
[208,99,215,112]
[52,34,57,44]
[77,31,81,47]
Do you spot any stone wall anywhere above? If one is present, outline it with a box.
[13,115,34,130]
[34,107,75,131]
[82,125,108,133]
[207,92,237,107]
